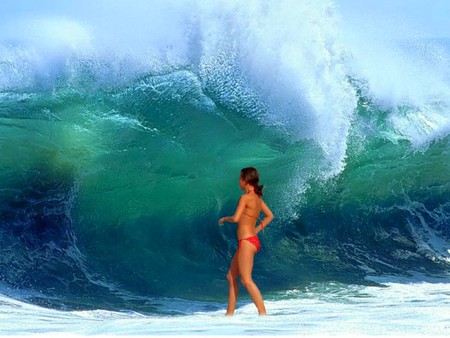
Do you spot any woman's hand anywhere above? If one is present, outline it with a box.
[256,220,267,234]
[218,217,226,226]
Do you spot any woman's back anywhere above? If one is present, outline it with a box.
[238,192,262,238]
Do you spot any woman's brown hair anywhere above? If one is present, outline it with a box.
[240,167,264,197]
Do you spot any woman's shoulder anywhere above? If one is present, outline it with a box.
[240,192,250,199]
[239,193,253,201]
[240,192,261,201]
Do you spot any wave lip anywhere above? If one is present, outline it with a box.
[198,0,357,176]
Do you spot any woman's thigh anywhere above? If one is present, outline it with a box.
[237,240,256,280]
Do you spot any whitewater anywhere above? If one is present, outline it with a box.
[1,280,449,335]
[0,0,449,336]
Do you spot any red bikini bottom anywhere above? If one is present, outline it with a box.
[238,236,261,252]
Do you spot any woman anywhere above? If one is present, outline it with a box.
[218,167,274,316]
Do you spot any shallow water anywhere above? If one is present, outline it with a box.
[1,280,449,335]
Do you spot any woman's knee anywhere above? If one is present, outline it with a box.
[240,276,254,288]
[226,271,237,283]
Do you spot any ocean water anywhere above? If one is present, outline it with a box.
[0,0,449,336]
[1,279,449,335]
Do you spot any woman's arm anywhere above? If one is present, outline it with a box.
[256,200,274,233]
[218,196,247,225]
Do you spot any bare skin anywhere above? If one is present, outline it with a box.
[218,177,274,316]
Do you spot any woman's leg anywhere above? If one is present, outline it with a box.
[226,251,239,316]
[238,240,267,315]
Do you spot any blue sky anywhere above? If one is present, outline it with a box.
[337,0,450,38]
[1,0,449,38]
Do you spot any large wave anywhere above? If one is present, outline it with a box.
[0,0,449,312]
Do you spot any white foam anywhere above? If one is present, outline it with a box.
[388,104,450,148]
[338,5,450,147]
[1,281,449,336]
[198,0,357,177]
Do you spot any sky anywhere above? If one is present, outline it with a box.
[336,0,450,38]
[0,0,449,39]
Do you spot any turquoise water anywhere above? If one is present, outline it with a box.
[0,0,449,334]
